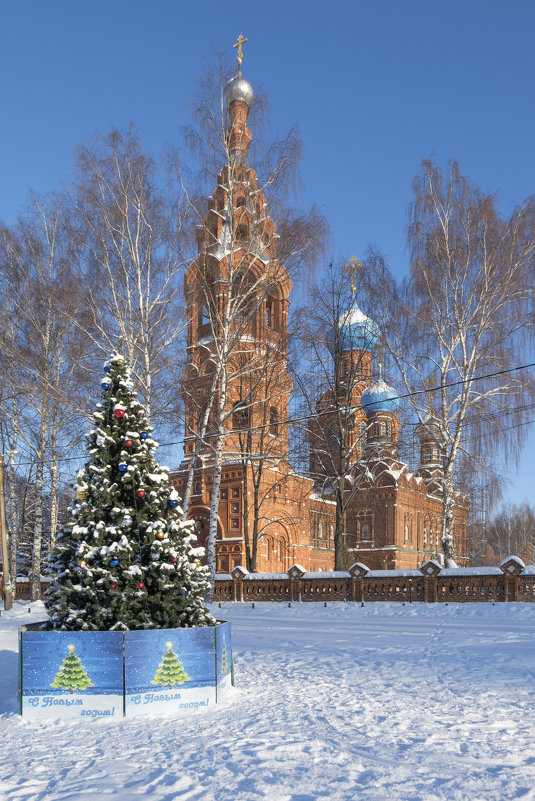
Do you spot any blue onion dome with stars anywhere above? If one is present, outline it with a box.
[328,307,381,354]
[361,379,400,413]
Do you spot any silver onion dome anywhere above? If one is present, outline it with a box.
[225,73,254,108]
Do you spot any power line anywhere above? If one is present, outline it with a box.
[5,359,535,469]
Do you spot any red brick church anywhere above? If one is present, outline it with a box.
[170,48,468,573]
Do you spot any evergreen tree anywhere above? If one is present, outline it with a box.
[50,644,94,693]
[45,352,215,631]
[151,641,190,688]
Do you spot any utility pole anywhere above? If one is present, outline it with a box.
[0,457,13,610]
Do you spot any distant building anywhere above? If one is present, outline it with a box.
[170,58,467,572]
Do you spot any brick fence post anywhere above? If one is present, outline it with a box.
[500,556,525,603]
[420,560,441,603]
[349,562,369,602]
[231,565,248,602]
[288,565,306,602]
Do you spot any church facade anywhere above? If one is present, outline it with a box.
[170,54,468,573]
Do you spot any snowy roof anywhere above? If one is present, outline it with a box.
[439,567,504,577]
[500,555,526,569]
[366,569,423,578]
[520,566,535,576]
[244,572,288,581]
[303,571,350,579]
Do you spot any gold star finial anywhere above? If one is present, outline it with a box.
[344,255,363,294]
[233,34,248,69]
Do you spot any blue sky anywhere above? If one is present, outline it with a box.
[1,0,534,509]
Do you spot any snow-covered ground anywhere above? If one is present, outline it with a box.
[1,600,535,801]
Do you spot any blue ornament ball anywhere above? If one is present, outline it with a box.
[101,381,110,390]
[104,365,110,373]
[168,499,179,509]
[110,558,120,567]
[118,463,128,472]
[140,431,149,440]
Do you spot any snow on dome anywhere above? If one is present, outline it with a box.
[416,414,442,441]
[328,305,381,354]
[225,73,254,108]
[361,379,400,413]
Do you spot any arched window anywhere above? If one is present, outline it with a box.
[236,195,246,207]
[266,297,273,328]
[269,406,279,435]
[361,523,371,541]
[198,303,210,328]
[232,402,250,430]
[236,224,248,242]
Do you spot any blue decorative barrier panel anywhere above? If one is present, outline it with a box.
[124,627,217,717]
[19,622,233,719]
[20,630,124,720]
[215,621,233,700]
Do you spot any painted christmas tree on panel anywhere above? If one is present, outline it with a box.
[45,352,216,631]
[50,645,94,693]
[151,642,190,688]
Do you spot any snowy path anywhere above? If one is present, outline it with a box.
[1,601,535,801]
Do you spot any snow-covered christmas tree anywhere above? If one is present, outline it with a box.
[45,352,215,631]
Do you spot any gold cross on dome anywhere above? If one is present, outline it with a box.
[233,34,248,68]
[344,255,363,294]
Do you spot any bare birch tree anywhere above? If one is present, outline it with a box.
[0,195,90,597]
[366,160,535,565]
[73,126,187,428]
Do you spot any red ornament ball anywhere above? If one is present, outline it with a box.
[111,583,117,589]
[136,489,145,498]
[138,581,144,589]
[113,408,126,419]
[124,438,133,447]
[172,558,178,564]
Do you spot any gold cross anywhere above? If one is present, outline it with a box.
[233,34,248,68]
[344,255,363,293]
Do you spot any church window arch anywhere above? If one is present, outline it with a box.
[232,402,250,430]
[266,297,273,328]
[269,406,279,435]
[197,302,210,329]
[236,224,248,242]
